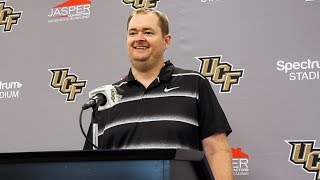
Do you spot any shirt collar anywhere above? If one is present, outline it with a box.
[126,60,174,82]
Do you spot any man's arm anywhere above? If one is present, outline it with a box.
[202,132,234,180]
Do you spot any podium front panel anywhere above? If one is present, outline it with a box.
[0,149,211,180]
[0,160,170,180]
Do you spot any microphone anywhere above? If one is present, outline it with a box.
[82,93,106,110]
[82,85,120,111]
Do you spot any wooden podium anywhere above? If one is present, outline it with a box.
[0,149,214,180]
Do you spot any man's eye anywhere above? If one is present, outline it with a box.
[145,32,153,35]
[129,32,136,36]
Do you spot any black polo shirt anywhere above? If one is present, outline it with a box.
[92,61,231,150]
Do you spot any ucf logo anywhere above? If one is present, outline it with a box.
[0,1,22,32]
[286,140,320,180]
[122,0,160,9]
[196,56,244,93]
[49,68,87,102]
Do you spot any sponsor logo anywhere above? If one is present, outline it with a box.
[48,0,91,23]
[0,1,22,33]
[49,68,87,102]
[0,81,22,99]
[276,59,320,81]
[286,140,320,180]
[110,88,117,104]
[232,147,250,176]
[196,56,244,93]
[164,86,180,92]
[122,0,160,9]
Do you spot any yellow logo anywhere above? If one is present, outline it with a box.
[0,2,22,32]
[196,56,244,93]
[49,68,87,102]
[286,140,320,180]
[122,0,160,9]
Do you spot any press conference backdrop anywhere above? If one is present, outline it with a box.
[1,0,319,179]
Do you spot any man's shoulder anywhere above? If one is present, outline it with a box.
[172,66,205,80]
[112,77,129,88]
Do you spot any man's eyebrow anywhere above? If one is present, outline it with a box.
[128,28,137,31]
[128,27,154,31]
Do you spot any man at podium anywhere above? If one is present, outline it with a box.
[85,8,233,180]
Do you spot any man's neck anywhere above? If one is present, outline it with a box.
[131,60,165,88]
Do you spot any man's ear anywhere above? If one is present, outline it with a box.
[164,34,171,49]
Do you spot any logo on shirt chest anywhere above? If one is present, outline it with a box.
[164,86,180,92]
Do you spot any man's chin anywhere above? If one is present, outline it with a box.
[131,57,149,62]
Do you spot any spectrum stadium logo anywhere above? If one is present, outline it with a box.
[0,81,22,99]
[122,0,160,9]
[49,68,87,102]
[286,140,320,180]
[277,59,320,81]
[196,56,244,93]
[232,147,250,176]
[48,0,91,23]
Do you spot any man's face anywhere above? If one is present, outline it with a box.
[127,13,170,64]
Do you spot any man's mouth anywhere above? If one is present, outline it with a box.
[134,46,149,50]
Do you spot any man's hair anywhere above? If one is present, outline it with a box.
[127,8,169,36]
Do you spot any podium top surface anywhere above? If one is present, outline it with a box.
[0,149,204,164]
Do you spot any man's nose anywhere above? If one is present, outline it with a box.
[134,32,146,42]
